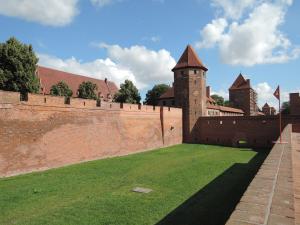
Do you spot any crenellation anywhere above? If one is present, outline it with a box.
[0,99,182,177]
[70,97,97,108]
[26,93,65,106]
[0,90,21,104]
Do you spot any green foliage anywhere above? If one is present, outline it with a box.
[281,101,290,114]
[50,81,73,97]
[0,69,5,89]
[0,144,264,225]
[77,81,98,100]
[211,94,225,106]
[0,37,39,93]
[224,100,231,107]
[144,84,169,105]
[114,79,141,104]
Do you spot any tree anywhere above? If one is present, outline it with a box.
[211,94,225,106]
[0,37,39,93]
[77,81,98,100]
[281,101,290,114]
[144,84,169,105]
[224,100,232,107]
[50,81,73,97]
[0,69,6,89]
[114,80,141,104]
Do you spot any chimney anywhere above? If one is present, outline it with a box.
[206,86,211,97]
[105,78,108,83]
[246,79,250,86]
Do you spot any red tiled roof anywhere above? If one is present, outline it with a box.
[207,104,244,114]
[207,96,216,104]
[172,45,208,71]
[219,105,244,113]
[36,66,118,101]
[159,87,174,99]
[229,74,251,90]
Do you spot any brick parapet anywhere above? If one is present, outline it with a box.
[226,124,295,225]
[194,116,300,149]
[291,128,300,225]
[0,90,182,177]
[0,90,181,114]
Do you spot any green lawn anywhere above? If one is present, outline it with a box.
[0,144,267,225]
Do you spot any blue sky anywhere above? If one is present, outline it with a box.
[0,0,299,107]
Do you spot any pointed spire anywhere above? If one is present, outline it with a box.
[172,45,208,71]
[229,73,251,90]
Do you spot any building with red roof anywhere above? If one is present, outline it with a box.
[158,45,244,117]
[36,66,118,102]
[229,74,259,116]
[262,103,276,115]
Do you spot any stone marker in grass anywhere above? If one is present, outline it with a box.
[132,187,153,194]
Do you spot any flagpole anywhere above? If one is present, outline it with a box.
[279,91,282,143]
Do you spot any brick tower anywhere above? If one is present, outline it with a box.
[172,45,208,142]
[229,74,258,116]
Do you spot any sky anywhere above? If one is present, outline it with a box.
[0,0,299,108]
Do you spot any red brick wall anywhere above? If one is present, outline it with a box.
[0,90,20,104]
[290,93,300,115]
[193,115,300,149]
[0,92,182,177]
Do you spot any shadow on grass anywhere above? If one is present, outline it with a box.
[155,150,268,225]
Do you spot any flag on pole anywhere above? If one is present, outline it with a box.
[274,85,282,143]
[274,86,280,100]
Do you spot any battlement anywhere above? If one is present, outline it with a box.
[0,90,181,113]
[0,89,182,177]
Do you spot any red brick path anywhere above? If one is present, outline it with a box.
[226,125,296,225]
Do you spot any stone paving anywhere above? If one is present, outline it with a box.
[292,131,300,225]
[226,125,297,225]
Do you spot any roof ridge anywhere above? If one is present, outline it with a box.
[172,45,208,71]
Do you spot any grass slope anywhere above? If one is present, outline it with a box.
[0,144,267,225]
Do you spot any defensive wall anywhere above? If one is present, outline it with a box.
[0,90,182,177]
[193,115,300,149]
[226,124,300,225]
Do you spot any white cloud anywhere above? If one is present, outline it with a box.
[196,18,228,49]
[211,82,298,110]
[90,0,120,7]
[211,0,256,20]
[0,0,79,26]
[211,89,229,100]
[38,53,137,88]
[196,0,299,66]
[38,44,176,90]
[253,82,296,110]
[99,43,176,89]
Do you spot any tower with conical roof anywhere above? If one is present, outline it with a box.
[229,73,258,116]
[172,45,208,142]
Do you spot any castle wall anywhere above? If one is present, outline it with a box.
[0,90,20,104]
[290,93,300,115]
[229,89,251,115]
[193,115,300,149]
[0,91,182,177]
